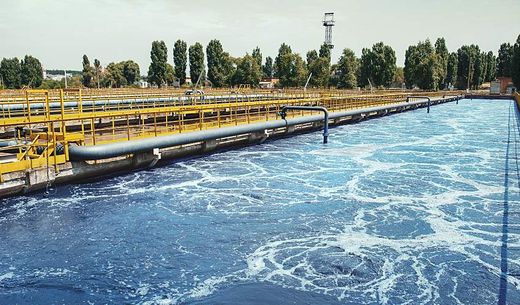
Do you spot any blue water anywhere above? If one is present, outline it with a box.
[1,99,519,305]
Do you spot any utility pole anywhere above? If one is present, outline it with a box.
[64,70,68,89]
[304,73,313,91]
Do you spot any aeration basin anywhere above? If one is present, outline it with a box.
[1,98,519,304]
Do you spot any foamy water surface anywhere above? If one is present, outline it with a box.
[1,99,519,304]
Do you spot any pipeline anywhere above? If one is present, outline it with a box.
[69,98,456,161]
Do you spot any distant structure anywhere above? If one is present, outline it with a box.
[323,12,335,49]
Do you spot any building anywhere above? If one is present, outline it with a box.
[495,77,514,94]
[259,77,279,89]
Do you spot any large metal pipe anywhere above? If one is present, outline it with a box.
[279,105,329,143]
[69,98,451,161]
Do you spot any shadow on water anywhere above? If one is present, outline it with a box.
[499,101,520,305]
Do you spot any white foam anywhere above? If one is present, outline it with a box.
[0,272,14,282]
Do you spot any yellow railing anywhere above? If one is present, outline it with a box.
[0,88,448,178]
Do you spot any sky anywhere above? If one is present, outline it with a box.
[1,0,519,72]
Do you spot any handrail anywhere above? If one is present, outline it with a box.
[279,105,329,143]
[17,134,40,161]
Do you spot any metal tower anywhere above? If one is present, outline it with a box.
[323,12,335,49]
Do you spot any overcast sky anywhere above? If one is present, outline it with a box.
[1,0,519,72]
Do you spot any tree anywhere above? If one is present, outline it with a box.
[278,53,307,88]
[0,58,21,89]
[404,40,444,90]
[306,50,318,67]
[252,47,262,68]
[393,67,405,88]
[274,43,292,78]
[222,53,236,86]
[446,52,458,87]
[189,42,205,85]
[456,45,480,89]
[485,51,496,82]
[403,45,418,88]
[473,52,487,88]
[287,54,307,87]
[497,43,513,77]
[102,60,140,87]
[232,54,262,86]
[173,39,187,85]
[82,55,94,87]
[319,43,331,61]
[336,48,358,89]
[148,40,168,87]
[512,35,520,88]
[306,44,332,87]
[94,59,102,88]
[359,42,396,87]
[103,62,127,88]
[122,60,140,85]
[416,52,443,90]
[165,63,175,86]
[263,56,273,78]
[20,55,43,87]
[435,38,449,88]
[206,39,229,87]
[307,57,330,87]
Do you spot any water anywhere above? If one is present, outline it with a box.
[1,99,519,304]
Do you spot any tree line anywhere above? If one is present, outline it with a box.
[0,56,44,88]
[1,34,519,90]
[147,34,520,90]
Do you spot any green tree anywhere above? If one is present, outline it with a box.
[484,51,496,82]
[263,56,273,78]
[252,47,262,68]
[288,54,308,87]
[446,52,458,87]
[82,55,94,87]
[417,52,443,90]
[173,39,187,85]
[148,40,168,87]
[306,44,332,87]
[473,52,488,88]
[404,40,444,90]
[497,43,513,77]
[359,42,396,87]
[393,67,405,88]
[165,63,175,86]
[189,42,205,85]
[206,39,228,87]
[20,55,43,87]
[336,48,358,89]
[319,43,331,61]
[94,59,102,88]
[456,45,480,89]
[103,62,127,88]
[512,35,520,88]
[307,57,330,87]
[403,45,418,88]
[435,38,449,88]
[0,58,21,89]
[274,43,292,78]
[306,50,318,67]
[232,54,262,86]
[122,60,140,85]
